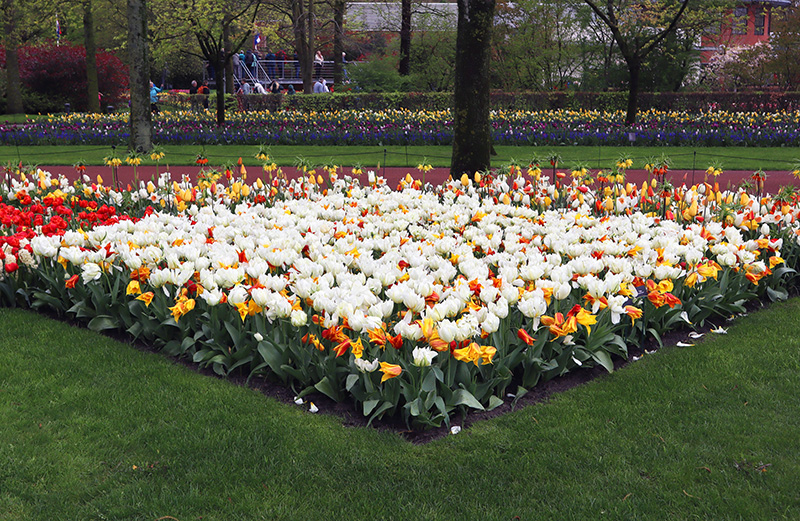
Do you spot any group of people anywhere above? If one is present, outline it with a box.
[152,47,351,112]
[236,80,296,96]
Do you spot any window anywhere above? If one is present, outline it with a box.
[732,7,747,35]
[754,9,765,35]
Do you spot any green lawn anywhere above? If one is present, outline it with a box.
[1,144,799,170]
[1,300,798,520]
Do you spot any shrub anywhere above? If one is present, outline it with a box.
[0,40,129,113]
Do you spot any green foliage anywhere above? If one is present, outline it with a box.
[347,55,416,92]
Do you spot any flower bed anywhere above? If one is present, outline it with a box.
[4,108,800,146]
[1,160,799,429]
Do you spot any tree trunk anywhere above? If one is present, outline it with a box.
[333,0,345,86]
[450,0,495,177]
[625,58,640,126]
[224,19,234,100]
[84,0,100,113]
[399,0,411,76]
[216,51,226,126]
[127,0,151,153]
[306,0,315,92]
[293,0,313,93]
[5,40,23,114]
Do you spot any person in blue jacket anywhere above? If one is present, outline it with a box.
[150,81,162,113]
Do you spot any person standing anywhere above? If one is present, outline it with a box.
[232,51,242,80]
[314,51,324,78]
[266,50,276,78]
[149,81,162,112]
[276,49,287,78]
[197,81,210,109]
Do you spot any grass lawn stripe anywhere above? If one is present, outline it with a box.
[0,300,798,520]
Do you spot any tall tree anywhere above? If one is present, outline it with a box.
[398,0,411,75]
[155,0,263,125]
[1,0,53,114]
[127,0,152,152]
[332,0,345,85]
[84,0,101,113]
[582,0,690,125]
[292,0,315,93]
[450,0,495,176]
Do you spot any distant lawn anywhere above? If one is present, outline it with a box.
[1,300,798,520]
[1,144,799,170]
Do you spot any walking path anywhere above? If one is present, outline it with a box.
[37,165,799,194]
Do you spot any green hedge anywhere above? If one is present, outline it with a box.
[164,90,800,113]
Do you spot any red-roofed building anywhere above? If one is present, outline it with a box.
[700,0,792,63]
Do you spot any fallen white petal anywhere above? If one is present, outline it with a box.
[710,327,728,334]
[676,342,695,347]
[293,396,303,405]
[450,425,462,435]
[309,402,319,413]
[680,311,692,324]
[688,332,704,339]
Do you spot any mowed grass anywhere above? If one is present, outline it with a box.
[1,300,799,521]
[2,144,799,170]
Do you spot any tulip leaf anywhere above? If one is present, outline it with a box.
[345,374,359,391]
[407,397,421,417]
[30,291,64,311]
[434,396,447,416]
[314,376,342,402]
[363,399,379,416]
[163,340,184,357]
[279,364,306,382]
[256,343,287,380]
[487,395,504,411]
[224,321,242,347]
[452,389,485,411]
[87,315,118,332]
[421,369,437,393]
[766,286,788,302]
[127,321,144,339]
[591,350,614,373]
[367,402,394,425]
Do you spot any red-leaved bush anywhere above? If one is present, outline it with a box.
[0,40,128,112]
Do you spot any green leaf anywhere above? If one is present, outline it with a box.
[345,374,359,391]
[766,286,788,302]
[363,398,379,416]
[452,389,485,411]
[421,368,437,393]
[487,395,504,411]
[87,315,118,332]
[591,350,614,373]
[314,376,342,402]
[127,321,144,339]
[257,342,287,380]
[367,401,394,426]
[224,321,242,347]
[407,397,421,417]
[280,364,307,382]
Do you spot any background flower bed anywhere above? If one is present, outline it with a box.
[1,162,798,429]
[3,108,800,147]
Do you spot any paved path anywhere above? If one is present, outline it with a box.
[38,165,799,194]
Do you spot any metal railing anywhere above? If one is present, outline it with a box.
[204,59,351,90]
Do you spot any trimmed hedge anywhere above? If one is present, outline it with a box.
[163,90,800,114]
